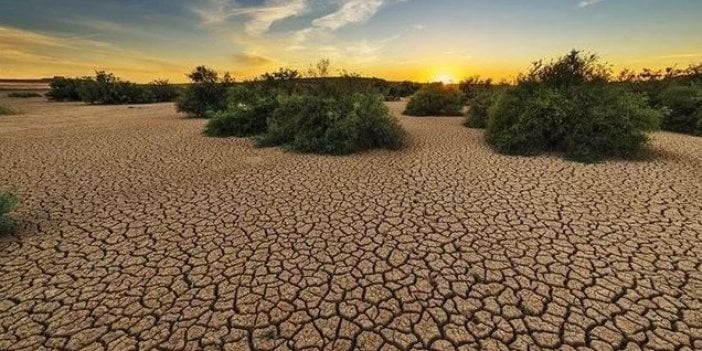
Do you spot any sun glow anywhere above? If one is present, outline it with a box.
[433,73,455,84]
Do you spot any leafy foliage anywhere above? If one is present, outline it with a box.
[7,92,42,98]
[0,192,18,234]
[404,84,464,116]
[465,90,499,129]
[46,77,84,101]
[204,86,279,137]
[486,50,662,162]
[148,79,180,102]
[257,93,406,154]
[177,66,231,117]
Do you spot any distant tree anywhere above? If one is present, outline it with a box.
[308,58,330,78]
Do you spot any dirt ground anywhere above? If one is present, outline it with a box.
[1,97,701,351]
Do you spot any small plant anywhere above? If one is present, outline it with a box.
[177,66,230,118]
[0,192,18,234]
[257,93,406,154]
[0,105,18,115]
[7,92,42,98]
[486,50,663,163]
[404,84,464,116]
[465,90,498,128]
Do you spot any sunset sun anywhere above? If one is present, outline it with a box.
[434,73,456,84]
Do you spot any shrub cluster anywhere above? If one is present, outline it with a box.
[201,66,408,154]
[257,93,406,154]
[404,84,464,116]
[618,64,702,136]
[486,50,662,162]
[0,192,17,234]
[7,92,42,98]
[46,73,180,105]
[384,81,421,101]
[177,66,231,117]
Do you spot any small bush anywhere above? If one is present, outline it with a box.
[46,77,85,101]
[177,66,230,117]
[78,71,155,104]
[404,84,464,116]
[0,105,18,115]
[466,90,499,128]
[257,93,406,154]
[657,85,702,135]
[0,192,18,234]
[204,87,278,137]
[7,92,42,98]
[486,50,662,163]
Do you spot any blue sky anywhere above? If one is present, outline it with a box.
[1,0,700,82]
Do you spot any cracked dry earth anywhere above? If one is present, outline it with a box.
[1,97,702,351]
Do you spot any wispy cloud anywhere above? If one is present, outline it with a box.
[192,0,308,35]
[578,0,606,7]
[312,0,385,30]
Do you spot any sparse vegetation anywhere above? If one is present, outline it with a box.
[7,92,42,98]
[46,73,180,105]
[257,93,406,154]
[486,50,662,162]
[404,84,464,116]
[0,192,18,234]
[0,105,18,115]
[177,66,231,117]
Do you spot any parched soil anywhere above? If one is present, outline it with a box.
[1,97,701,351]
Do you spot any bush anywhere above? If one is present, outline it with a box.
[486,50,662,163]
[257,93,406,154]
[404,84,464,116]
[177,66,230,117]
[78,71,156,104]
[466,90,499,128]
[46,77,85,101]
[657,85,702,135]
[7,92,42,98]
[204,87,279,137]
[0,192,17,234]
[147,79,180,103]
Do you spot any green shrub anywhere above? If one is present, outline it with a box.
[204,88,278,137]
[0,105,18,115]
[46,77,85,101]
[466,90,499,128]
[177,66,230,117]
[404,84,464,116]
[147,79,180,103]
[486,50,662,163]
[0,192,18,234]
[78,71,155,104]
[657,85,702,135]
[257,93,406,154]
[7,92,42,98]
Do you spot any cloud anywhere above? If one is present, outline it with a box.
[232,52,274,66]
[312,0,385,30]
[192,0,308,35]
[578,0,606,7]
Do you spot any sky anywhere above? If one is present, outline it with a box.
[0,0,701,83]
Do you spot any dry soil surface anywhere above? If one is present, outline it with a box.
[1,97,702,351]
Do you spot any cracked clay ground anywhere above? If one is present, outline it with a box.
[1,97,702,351]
